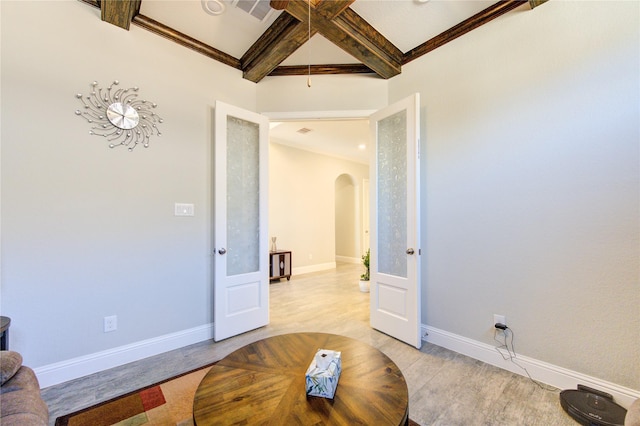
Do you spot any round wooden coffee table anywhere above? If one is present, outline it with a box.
[193,332,408,425]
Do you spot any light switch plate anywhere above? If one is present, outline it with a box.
[175,203,194,216]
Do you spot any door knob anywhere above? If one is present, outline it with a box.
[406,248,415,255]
[218,248,227,255]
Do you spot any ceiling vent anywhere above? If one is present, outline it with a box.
[232,0,275,21]
[297,127,312,134]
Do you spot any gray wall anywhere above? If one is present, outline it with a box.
[1,0,638,395]
[1,1,256,367]
[391,1,639,389]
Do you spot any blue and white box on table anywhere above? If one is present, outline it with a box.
[305,349,342,399]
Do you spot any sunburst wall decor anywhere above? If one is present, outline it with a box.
[75,80,162,151]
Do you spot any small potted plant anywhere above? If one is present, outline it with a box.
[359,249,370,293]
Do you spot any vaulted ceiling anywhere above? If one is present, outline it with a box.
[86,0,547,83]
[85,0,547,163]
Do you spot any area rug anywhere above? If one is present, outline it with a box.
[55,363,215,426]
[55,363,420,426]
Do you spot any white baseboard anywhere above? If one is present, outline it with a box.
[35,324,214,389]
[422,325,640,409]
[35,320,639,410]
[292,262,336,276]
[335,256,360,264]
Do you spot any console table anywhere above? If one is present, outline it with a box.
[193,332,408,425]
[269,250,291,281]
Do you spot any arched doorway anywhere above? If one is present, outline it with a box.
[335,173,360,263]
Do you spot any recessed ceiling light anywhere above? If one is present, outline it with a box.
[358,144,366,150]
[202,0,226,16]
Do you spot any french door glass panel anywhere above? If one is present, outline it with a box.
[226,116,260,276]
[377,110,407,278]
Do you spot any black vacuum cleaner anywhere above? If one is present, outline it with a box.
[560,384,627,426]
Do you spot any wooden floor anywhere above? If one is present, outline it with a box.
[41,263,576,425]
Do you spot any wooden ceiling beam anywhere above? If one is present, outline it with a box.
[283,0,401,79]
[269,63,373,77]
[270,0,290,10]
[100,0,141,30]
[241,0,354,83]
[83,0,240,68]
[134,15,240,69]
[284,0,353,21]
[403,0,527,65]
[241,12,318,83]
[529,0,550,8]
[335,8,403,67]
[83,0,532,83]
[324,9,402,79]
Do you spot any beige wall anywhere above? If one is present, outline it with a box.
[391,1,639,389]
[335,174,358,260]
[269,142,369,272]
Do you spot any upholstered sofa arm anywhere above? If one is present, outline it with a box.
[0,351,23,387]
[0,351,49,426]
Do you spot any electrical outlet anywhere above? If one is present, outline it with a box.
[493,314,506,328]
[104,315,117,333]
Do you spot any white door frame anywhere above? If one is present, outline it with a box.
[262,110,375,122]
[263,109,375,267]
[263,108,422,348]
[369,94,422,349]
[213,101,270,341]
[362,178,370,255]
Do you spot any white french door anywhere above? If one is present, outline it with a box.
[369,93,422,349]
[362,178,370,253]
[213,101,269,341]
